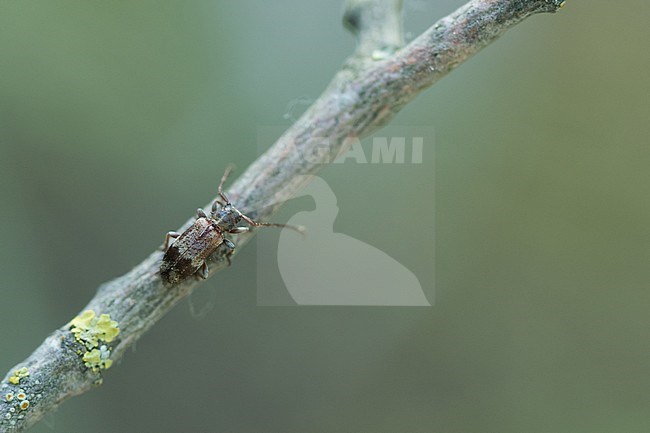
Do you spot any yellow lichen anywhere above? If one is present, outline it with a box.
[82,346,113,372]
[70,310,120,349]
[7,367,29,385]
[69,309,95,329]
[69,310,119,372]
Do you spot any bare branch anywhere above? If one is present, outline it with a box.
[0,0,565,431]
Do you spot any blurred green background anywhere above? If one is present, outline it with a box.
[1,1,649,432]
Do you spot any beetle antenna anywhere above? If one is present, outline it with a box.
[240,213,306,236]
[256,222,306,236]
[218,165,234,203]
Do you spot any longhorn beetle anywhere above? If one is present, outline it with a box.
[160,166,303,285]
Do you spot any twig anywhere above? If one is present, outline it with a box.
[0,0,565,431]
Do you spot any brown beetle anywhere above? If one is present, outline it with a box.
[160,167,303,284]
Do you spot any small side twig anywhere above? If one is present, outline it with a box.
[0,0,565,431]
[344,0,404,59]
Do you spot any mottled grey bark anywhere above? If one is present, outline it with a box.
[0,0,565,431]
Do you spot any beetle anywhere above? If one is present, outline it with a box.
[160,166,303,285]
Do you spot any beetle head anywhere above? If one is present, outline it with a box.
[215,203,243,231]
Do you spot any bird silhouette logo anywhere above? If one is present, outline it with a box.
[275,176,430,306]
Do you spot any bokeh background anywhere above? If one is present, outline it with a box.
[1,1,649,432]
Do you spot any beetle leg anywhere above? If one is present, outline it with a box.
[162,231,180,251]
[196,261,209,280]
[222,238,235,267]
[196,208,208,219]
[228,226,250,234]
